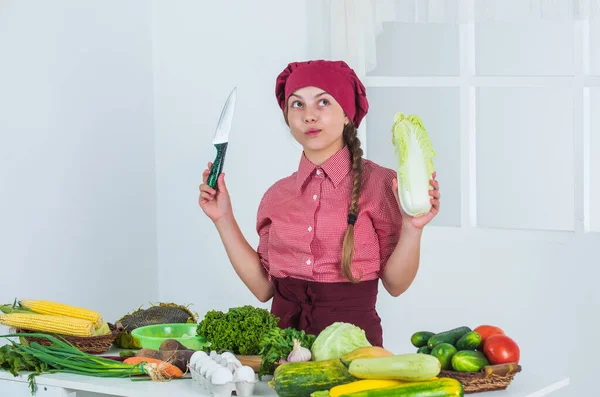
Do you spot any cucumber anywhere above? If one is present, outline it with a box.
[451,351,490,372]
[427,326,472,349]
[348,353,441,381]
[417,346,431,354]
[455,331,482,351]
[430,343,457,370]
[411,331,435,348]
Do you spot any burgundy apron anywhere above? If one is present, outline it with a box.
[270,277,383,347]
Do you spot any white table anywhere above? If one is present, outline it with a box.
[0,369,570,397]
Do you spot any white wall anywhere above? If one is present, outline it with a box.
[0,1,158,323]
[151,0,312,313]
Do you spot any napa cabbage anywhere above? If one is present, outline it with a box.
[391,113,437,218]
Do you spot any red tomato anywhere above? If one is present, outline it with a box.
[473,325,505,343]
[483,334,520,365]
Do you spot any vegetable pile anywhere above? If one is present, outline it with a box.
[411,324,521,373]
[264,322,467,397]
[0,299,524,397]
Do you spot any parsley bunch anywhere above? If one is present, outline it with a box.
[0,344,49,377]
[258,327,316,379]
[196,305,279,355]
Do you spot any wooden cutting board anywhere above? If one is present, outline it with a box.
[236,355,262,372]
[236,355,283,373]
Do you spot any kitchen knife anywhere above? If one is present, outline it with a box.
[207,87,237,190]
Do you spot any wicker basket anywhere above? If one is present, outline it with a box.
[439,363,522,394]
[16,323,119,355]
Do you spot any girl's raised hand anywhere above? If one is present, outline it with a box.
[392,171,440,230]
[198,162,233,223]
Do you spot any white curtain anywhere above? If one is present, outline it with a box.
[324,0,600,75]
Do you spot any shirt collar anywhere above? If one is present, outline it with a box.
[295,145,353,191]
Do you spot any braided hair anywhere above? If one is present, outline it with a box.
[340,122,363,282]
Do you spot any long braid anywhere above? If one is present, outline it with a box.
[341,123,363,283]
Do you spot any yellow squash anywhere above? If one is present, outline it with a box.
[341,347,393,362]
[329,380,405,397]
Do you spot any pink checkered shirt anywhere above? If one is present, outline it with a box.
[256,145,402,283]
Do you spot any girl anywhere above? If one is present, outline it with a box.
[198,60,440,347]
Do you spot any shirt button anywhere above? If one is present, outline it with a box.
[316,169,322,176]
[306,259,312,265]
[308,226,313,232]
[313,194,317,201]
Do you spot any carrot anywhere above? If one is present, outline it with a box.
[123,357,184,379]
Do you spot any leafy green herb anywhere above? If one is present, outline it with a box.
[258,327,316,379]
[0,343,51,394]
[0,344,48,376]
[196,305,279,355]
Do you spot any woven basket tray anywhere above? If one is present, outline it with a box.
[439,363,522,394]
[16,323,119,355]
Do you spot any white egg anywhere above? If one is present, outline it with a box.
[233,365,256,382]
[200,359,219,376]
[189,351,208,369]
[211,366,234,385]
[206,365,224,383]
[220,352,236,360]
[194,355,211,370]
[225,358,241,372]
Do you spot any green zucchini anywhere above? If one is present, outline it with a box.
[455,331,482,351]
[338,377,464,397]
[427,326,472,349]
[451,350,490,372]
[347,353,440,381]
[430,343,457,370]
[411,331,435,348]
[269,359,355,397]
[417,346,432,354]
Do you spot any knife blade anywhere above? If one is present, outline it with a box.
[207,87,237,189]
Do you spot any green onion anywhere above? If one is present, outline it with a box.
[0,333,163,394]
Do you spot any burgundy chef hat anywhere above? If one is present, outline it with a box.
[275,60,369,128]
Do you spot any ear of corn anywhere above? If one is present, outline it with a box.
[0,313,95,337]
[19,300,104,328]
[93,322,111,336]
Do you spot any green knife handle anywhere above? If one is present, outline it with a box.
[208,142,228,189]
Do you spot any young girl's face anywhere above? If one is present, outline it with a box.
[287,86,350,161]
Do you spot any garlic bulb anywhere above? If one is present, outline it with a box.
[287,339,311,362]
